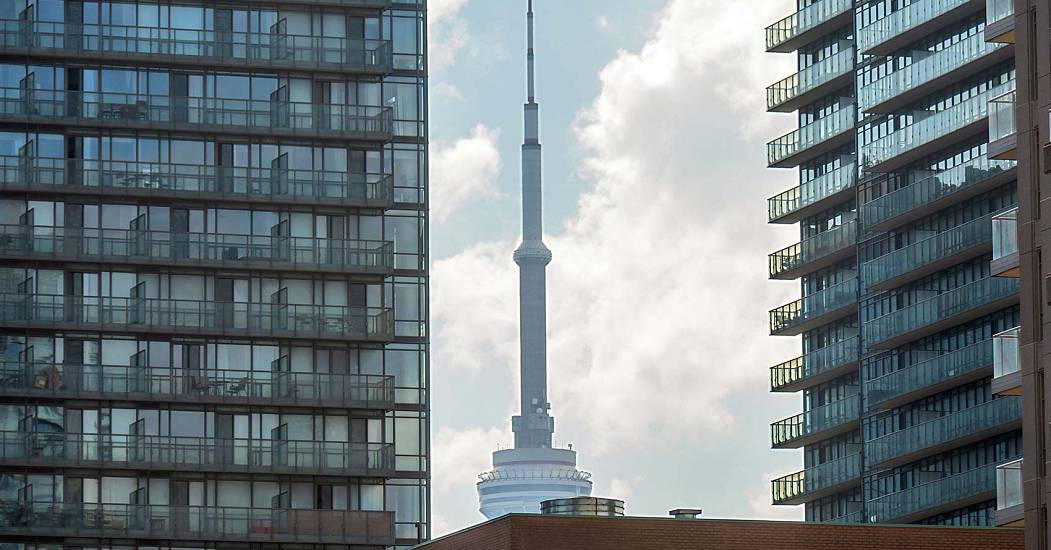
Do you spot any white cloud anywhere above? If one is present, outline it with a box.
[595,15,611,31]
[430,424,510,537]
[432,81,465,101]
[429,124,503,223]
[428,0,471,73]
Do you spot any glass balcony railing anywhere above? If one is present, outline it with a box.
[0,501,394,544]
[821,510,865,523]
[993,327,1021,378]
[860,155,1015,230]
[866,397,1021,466]
[768,105,855,167]
[992,207,1019,262]
[861,82,1014,170]
[0,156,394,206]
[0,89,393,139]
[861,214,993,288]
[771,336,859,391]
[866,339,992,407]
[0,294,395,341]
[987,0,1014,27]
[863,277,1020,347]
[868,462,1000,522]
[766,0,853,51]
[769,219,857,279]
[0,431,393,475]
[768,48,854,111]
[989,90,1017,143]
[772,453,862,504]
[0,20,393,73]
[859,35,1004,111]
[857,0,972,53]
[0,361,395,408]
[771,395,860,448]
[769,162,857,223]
[769,278,857,335]
[997,458,1023,510]
[0,225,393,273]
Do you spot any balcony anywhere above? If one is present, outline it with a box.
[770,336,860,393]
[0,20,393,75]
[772,453,862,505]
[857,0,984,56]
[771,395,860,449]
[866,339,993,409]
[766,0,853,53]
[858,35,1009,115]
[769,278,858,336]
[0,225,394,276]
[0,501,394,545]
[768,105,855,168]
[769,163,857,224]
[863,277,1020,349]
[0,89,394,141]
[0,294,395,342]
[867,462,999,523]
[769,219,857,280]
[985,0,1015,43]
[988,90,1017,160]
[991,207,1019,277]
[0,362,395,409]
[860,155,1016,231]
[0,156,395,208]
[0,431,394,477]
[861,81,1014,173]
[996,459,1024,526]
[992,327,1021,396]
[861,214,993,291]
[865,397,1021,468]
[768,48,854,113]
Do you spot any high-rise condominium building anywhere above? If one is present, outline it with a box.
[765,0,1021,525]
[0,1,429,549]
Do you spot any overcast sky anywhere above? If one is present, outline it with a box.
[428,0,809,535]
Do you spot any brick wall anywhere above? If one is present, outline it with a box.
[418,515,1024,550]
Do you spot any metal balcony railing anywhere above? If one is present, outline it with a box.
[0,88,393,139]
[860,155,1015,230]
[767,48,854,111]
[863,277,1020,347]
[993,327,1021,378]
[771,453,862,504]
[769,219,857,279]
[0,431,393,476]
[0,361,395,409]
[992,207,1019,261]
[868,462,1001,522]
[768,162,857,223]
[857,0,973,53]
[0,501,394,544]
[771,395,860,448]
[0,156,395,206]
[766,0,853,51]
[865,339,992,407]
[861,214,992,288]
[997,458,1023,510]
[0,225,393,274]
[0,294,395,341]
[865,397,1021,466]
[768,105,855,167]
[769,278,857,335]
[0,20,393,73]
[770,336,859,392]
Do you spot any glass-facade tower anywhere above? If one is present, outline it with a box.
[0,1,429,549]
[766,0,1021,525]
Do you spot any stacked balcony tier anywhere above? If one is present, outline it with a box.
[770,278,858,336]
[987,90,1017,159]
[861,214,993,291]
[771,395,860,449]
[768,105,856,168]
[860,156,1016,231]
[991,206,1019,276]
[857,0,986,56]
[768,162,857,224]
[771,453,863,505]
[0,225,394,275]
[769,219,857,280]
[862,277,1020,349]
[865,397,1021,468]
[996,458,1023,526]
[0,294,395,342]
[771,336,860,392]
[866,339,993,409]
[992,326,1021,395]
[867,461,1004,523]
[766,0,854,53]
[0,501,395,545]
[768,48,855,113]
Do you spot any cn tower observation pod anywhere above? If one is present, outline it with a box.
[477,447,593,519]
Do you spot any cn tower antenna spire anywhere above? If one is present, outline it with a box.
[527,0,535,103]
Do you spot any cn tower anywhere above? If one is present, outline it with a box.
[477,0,593,519]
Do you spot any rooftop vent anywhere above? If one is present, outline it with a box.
[669,508,703,519]
[541,497,625,517]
